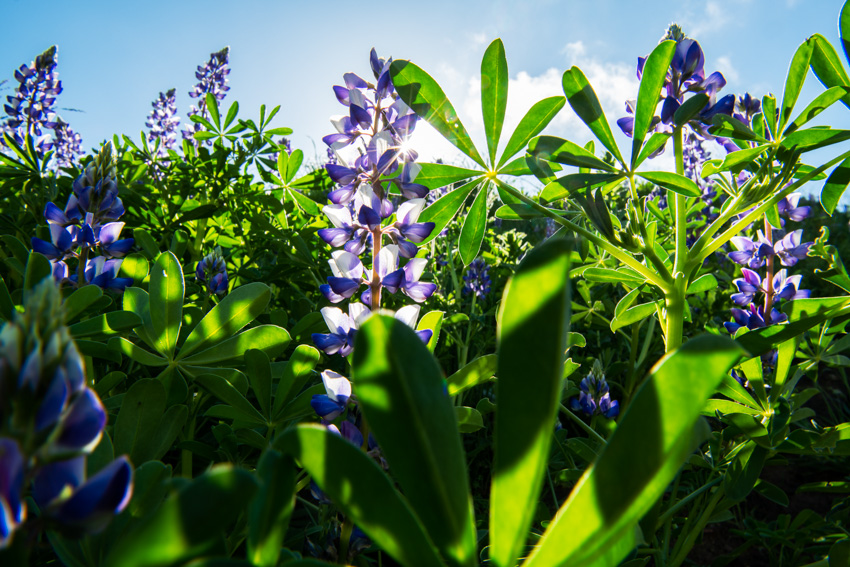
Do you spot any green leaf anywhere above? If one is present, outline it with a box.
[784,86,850,135]
[24,251,51,299]
[104,466,258,567]
[196,373,267,425]
[178,282,271,360]
[700,144,770,177]
[482,39,508,165]
[809,34,850,111]
[497,156,535,176]
[708,114,768,143]
[69,311,143,339]
[418,178,480,246]
[672,93,709,128]
[286,149,304,183]
[416,310,444,353]
[412,162,480,190]
[498,96,565,169]
[562,67,624,166]
[737,298,850,356]
[245,349,272,420]
[193,131,216,142]
[686,274,719,294]
[459,183,489,265]
[763,95,778,140]
[63,285,103,323]
[447,354,498,396]
[149,251,184,359]
[634,132,671,169]
[525,335,744,567]
[491,237,571,567]
[781,128,850,152]
[275,425,445,567]
[113,378,166,464]
[611,301,658,332]
[632,40,676,167]
[223,101,239,129]
[123,287,156,349]
[108,337,168,367]
[540,173,623,202]
[725,443,769,502]
[353,316,476,567]
[637,171,701,197]
[248,451,296,567]
[822,156,850,215]
[272,344,321,418]
[391,59,486,167]
[180,325,290,366]
[455,406,485,433]
[528,136,616,172]
[205,92,220,130]
[779,40,814,132]
[119,253,150,287]
[133,228,160,259]
[842,0,850,66]
[583,267,645,286]
[0,274,12,321]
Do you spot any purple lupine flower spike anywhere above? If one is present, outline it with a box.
[570,368,619,419]
[310,370,352,420]
[183,47,230,144]
[196,247,228,296]
[0,438,26,549]
[773,229,812,267]
[2,46,62,156]
[146,88,180,155]
[463,258,492,299]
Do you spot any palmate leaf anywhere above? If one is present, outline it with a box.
[459,183,490,266]
[779,40,814,132]
[631,40,675,168]
[413,162,480,190]
[808,34,850,110]
[562,67,624,166]
[490,237,572,567]
[482,39,509,165]
[523,335,744,567]
[353,315,477,567]
[417,178,480,246]
[149,251,184,359]
[499,96,565,169]
[390,60,486,167]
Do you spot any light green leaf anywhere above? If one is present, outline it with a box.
[611,301,658,332]
[391,59,485,167]
[416,310,444,353]
[637,171,701,198]
[779,40,814,132]
[821,156,850,215]
[149,251,184,359]
[412,162,480,190]
[459,183,489,266]
[247,451,296,567]
[353,316,476,567]
[524,335,744,567]
[784,86,850,135]
[528,136,616,172]
[482,39,509,165]
[632,40,675,167]
[418,178,480,246]
[562,67,624,166]
[108,337,168,367]
[180,325,290,366]
[275,425,445,567]
[178,282,271,360]
[456,406,485,433]
[491,238,571,567]
[497,96,566,169]
[447,354,498,396]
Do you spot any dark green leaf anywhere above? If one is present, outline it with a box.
[525,335,744,567]
[69,312,143,339]
[638,171,701,197]
[178,282,271,360]
[0,274,12,321]
[353,316,476,567]
[133,228,160,259]
[108,337,168,367]
[708,114,768,142]
[784,86,850,135]
[275,425,445,567]
[611,301,658,332]
[686,274,719,294]
[458,183,489,265]
[632,40,676,166]
[809,34,850,110]
[781,128,850,152]
[149,251,184,359]
[700,145,770,177]
[248,451,296,567]
[725,443,769,502]
[113,378,166,464]
[455,406,484,433]
[540,173,623,202]
[24,251,51,299]
[391,59,485,167]
[528,136,616,172]
[562,67,624,166]
[104,466,258,567]
[491,238,571,567]
[822,156,850,215]
[497,96,566,169]
[672,93,709,128]
[273,344,321,418]
[634,132,671,169]
[63,285,103,323]
[245,349,272,420]
[123,287,156,349]
[482,39,509,165]
[196,373,267,425]
[763,95,778,139]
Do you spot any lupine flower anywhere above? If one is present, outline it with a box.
[463,258,491,299]
[183,47,230,144]
[731,268,809,307]
[0,280,132,546]
[725,304,787,333]
[773,230,812,267]
[776,193,811,222]
[51,118,83,169]
[570,371,619,419]
[728,232,773,269]
[146,88,180,155]
[321,251,368,303]
[310,370,352,420]
[196,247,228,296]
[384,199,435,258]
[617,26,733,153]
[2,46,62,156]
[312,303,369,357]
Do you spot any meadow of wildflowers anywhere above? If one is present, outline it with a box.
[1,4,850,567]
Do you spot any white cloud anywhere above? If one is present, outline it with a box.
[714,56,739,84]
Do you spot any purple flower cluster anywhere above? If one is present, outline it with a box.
[32,142,134,290]
[196,247,228,296]
[312,49,436,359]
[182,47,230,144]
[725,195,813,334]
[146,88,181,155]
[1,46,83,166]
[618,26,733,155]
[0,280,132,548]
[570,370,620,419]
[463,258,492,299]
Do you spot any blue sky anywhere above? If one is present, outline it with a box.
[2,0,848,179]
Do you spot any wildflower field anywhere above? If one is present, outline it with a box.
[2,2,850,566]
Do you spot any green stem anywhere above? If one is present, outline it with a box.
[496,180,670,290]
[663,272,687,352]
[669,485,724,567]
[672,127,687,275]
[559,403,607,446]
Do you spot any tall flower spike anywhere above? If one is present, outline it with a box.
[183,47,230,144]
[196,247,228,296]
[146,88,180,155]
[570,369,619,419]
